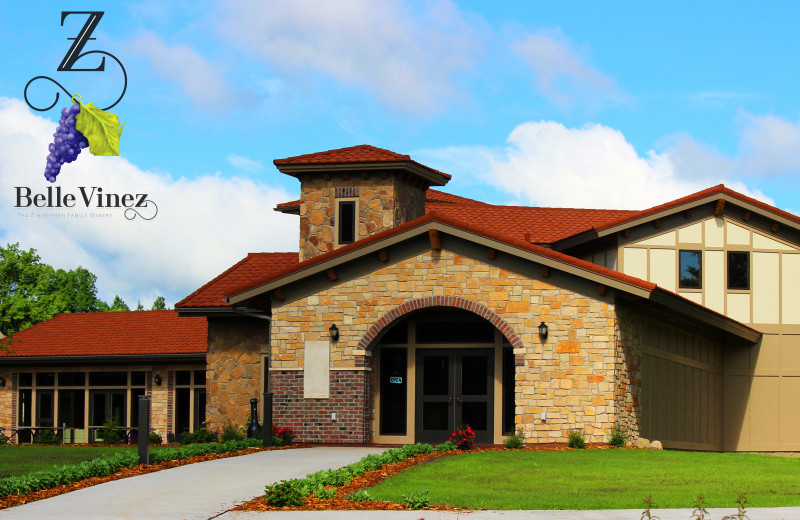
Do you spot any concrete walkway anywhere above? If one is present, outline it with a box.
[2,446,385,520]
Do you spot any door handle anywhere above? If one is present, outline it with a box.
[456,396,462,406]
[448,395,453,405]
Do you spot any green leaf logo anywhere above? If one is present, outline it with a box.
[73,94,125,156]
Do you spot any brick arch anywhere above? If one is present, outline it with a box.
[358,296,524,353]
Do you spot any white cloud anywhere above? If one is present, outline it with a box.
[436,120,772,211]
[737,113,800,175]
[227,154,265,173]
[512,29,627,109]
[216,0,481,115]
[129,32,251,112]
[0,97,297,308]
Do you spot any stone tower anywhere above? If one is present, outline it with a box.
[273,145,451,261]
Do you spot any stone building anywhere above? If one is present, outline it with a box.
[6,144,800,451]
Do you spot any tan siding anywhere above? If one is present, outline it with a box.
[753,252,780,324]
[726,221,751,246]
[704,250,725,313]
[705,217,725,247]
[727,293,750,323]
[637,230,676,247]
[622,247,648,280]
[754,232,796,251]
[678,222,703,243]
[650,249,676,292]
[781,254,800,324]
[679,291,703,304]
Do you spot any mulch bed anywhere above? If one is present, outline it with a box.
[235,443,626,512]
[0,444,306,510]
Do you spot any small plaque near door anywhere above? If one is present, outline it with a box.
[389,376,403,384]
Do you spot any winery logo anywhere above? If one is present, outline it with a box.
[18,11,157,220]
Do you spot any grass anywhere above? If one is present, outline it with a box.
[366,449,800,510]
[0,446,136,478]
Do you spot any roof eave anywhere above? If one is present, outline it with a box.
[0,352,206,366]
[274,161,449,186]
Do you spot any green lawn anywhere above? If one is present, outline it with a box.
[366,449,800,510]
[0,446,137,478]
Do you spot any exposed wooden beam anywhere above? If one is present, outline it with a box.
[598,284,607,296]
[541,266,550,278]
[380,171,388,180]
[342,172,350,181]
[623,229,631,238]
[743,211,752,221]
[429,229,442,250]
[378,250,389,262]
[303,174,312,182]
[714,198,725,216]
[654,219,662,228]
[273,288,285,301]
[488,248,497,260]
[326,269,337,281]
[683,209,692,219]
[323,172,331,181]
[772,221,780,233]
[361,172,369,180]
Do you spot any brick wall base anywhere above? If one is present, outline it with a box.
[271,370,369,443]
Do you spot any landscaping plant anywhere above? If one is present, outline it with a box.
[272,424,294,446]
[721,493,749,520]
[608,423,627,448]
[100,420,123,444]
[568,429,586,449]
[220,424,245,443]
[148,432,163,445]
[503,429,525,449]
[264,479,308,507]
[346,489,372,502]
[0,433,8,446]
[179,428,218,445]
[691,495,710,520]
[448,424,476,450]
[434,440,456,451]
[37,429,59,445]
[401,488,430,510]
[640,495,661,520]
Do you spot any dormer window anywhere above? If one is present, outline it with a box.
[336,199,358,245]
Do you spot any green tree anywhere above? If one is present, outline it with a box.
[135,301,144,311]
[0,243,106,335]
[109,296,130,312]
[151,296,167,310]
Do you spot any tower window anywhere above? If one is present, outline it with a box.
[337,200,356,245]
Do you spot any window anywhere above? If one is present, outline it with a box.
[679,250,702,288]
[728,251,750,290]
[337,200,356,245]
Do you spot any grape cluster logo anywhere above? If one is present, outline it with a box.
[18,10,157,221]
[44,94,124,183]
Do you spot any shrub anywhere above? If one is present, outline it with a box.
[100,420,123,444]
[220,424,245,443]
[272,424,294,446]
[312,484,336,499]
[448,424,476,450]
[401,488,430,510]
[180,428,218,445]
[568,429,586,449]
[435,440,457,452]
[0,433,8,445]
[346,489,371,502]
[167,432,180,444]
[264,479,307,507]
[608,423,627,448]
[503,429,525,449]
[37,429,60,445]
[149,431,163,445]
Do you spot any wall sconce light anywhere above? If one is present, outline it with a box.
[538,321,548,340]
[329,324,339,342]
[0,376,5,387]
[154,374,162,386]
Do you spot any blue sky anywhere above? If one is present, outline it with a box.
[2,1,800,309]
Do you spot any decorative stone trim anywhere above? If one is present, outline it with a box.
[335,186,360,198]
[357,296,525,354]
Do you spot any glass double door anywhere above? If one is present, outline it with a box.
[415,349,493,444]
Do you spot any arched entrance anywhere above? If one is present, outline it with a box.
[366,299,521,445]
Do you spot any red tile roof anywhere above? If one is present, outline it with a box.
[594,184,800,233]
[273,144,452,181]
[176,252,299,308]
[0,311,206,358]
[225,211,659,299]
[275,189,486,213]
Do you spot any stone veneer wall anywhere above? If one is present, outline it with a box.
[613,301,643,443]
[271,249,619,443]
[0,368,12,435]
[206,317,266,432]
[298,173,426,261]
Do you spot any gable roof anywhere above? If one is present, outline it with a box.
[0,311,206,358]
[273,144,451,186]
[223,211,759,343]
[176,252,299,309]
